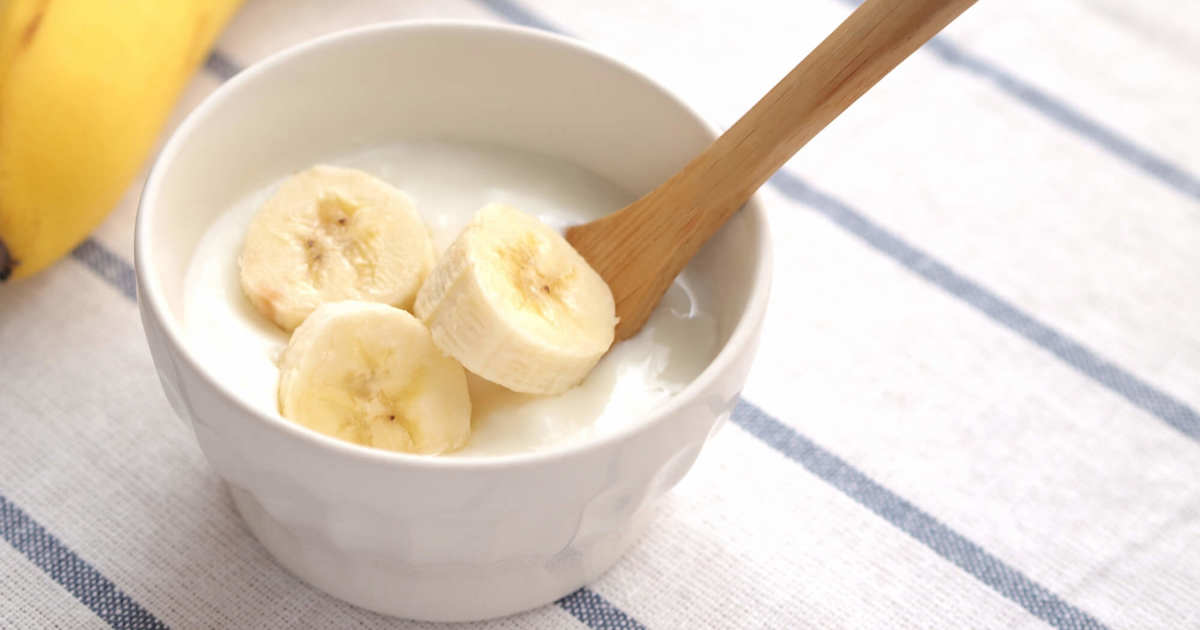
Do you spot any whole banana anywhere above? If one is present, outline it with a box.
[0,0,242,281]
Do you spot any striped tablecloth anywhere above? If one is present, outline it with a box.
[3,1,1198,628]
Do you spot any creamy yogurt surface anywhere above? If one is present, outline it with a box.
[183,140,718,457]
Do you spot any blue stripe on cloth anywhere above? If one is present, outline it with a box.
[73,247,645,626]
[204,50,241,81]
[558,588,647,630]
[72,239,136,301]
[0,493,169,629]
[835,0,1200,203]
[474,0,561,32]
[769,170,1200,442]
[732,399,1110,630]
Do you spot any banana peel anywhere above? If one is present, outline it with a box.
[0,0,243,282]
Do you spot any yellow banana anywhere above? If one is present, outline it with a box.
[0,0,243,281]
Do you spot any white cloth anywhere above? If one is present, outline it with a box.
[2,1,1198,628]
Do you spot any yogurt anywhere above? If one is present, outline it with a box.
[182,140,719,457]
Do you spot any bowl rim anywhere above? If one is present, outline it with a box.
[135,19,772,471]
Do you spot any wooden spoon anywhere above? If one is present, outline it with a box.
[566,0,976,341]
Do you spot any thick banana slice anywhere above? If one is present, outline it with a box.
[240,165,435,331]
[414,203,617,395]
[277,301,470,455]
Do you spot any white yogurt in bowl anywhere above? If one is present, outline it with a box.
[182,139,719,457]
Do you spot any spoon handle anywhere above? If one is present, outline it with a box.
[568,0,975,341]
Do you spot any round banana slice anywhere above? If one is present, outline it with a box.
[414,203,617,395]
[239,165,435,331]
[277,301,471,455]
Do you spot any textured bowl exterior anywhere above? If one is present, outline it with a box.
[136,22,770,622]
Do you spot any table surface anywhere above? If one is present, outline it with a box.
[2,1,1198,628]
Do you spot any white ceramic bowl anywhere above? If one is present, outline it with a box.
[136,22,770,622]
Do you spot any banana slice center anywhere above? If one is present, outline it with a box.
[496,233,578,326]
[303,193,378,289]
[334,340,427,445]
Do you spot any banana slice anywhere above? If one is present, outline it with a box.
[414,203,617,395]
[239,165,435,331]
[277,301,470,455]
